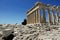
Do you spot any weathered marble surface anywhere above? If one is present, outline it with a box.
[0,24,60,40]
[13,25,60,40]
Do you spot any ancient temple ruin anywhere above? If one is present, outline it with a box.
[27,2,60,25]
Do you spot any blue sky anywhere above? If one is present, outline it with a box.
[0,0,60,24]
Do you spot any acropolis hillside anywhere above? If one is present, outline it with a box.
[0,2,60,40]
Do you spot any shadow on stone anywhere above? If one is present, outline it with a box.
[2,34,14,40]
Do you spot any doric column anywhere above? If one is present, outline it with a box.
[27,15,29,24]
[31,12,34,24]
[36,10,37,24]
[36,9,40,24]
[40,8,42,23]
[29,15,31,24]
[43,8,46,23]
[38,8,41,23]
[52,6,56,24]
[47,4,52,25]
[35,11,36,24]
[33,12,35,24]
[33,11,36,24]
[56,7,59,24]
[27,15,30,24]
[52,9,55,24]
[48,9,51,24]
[38,8,42,26]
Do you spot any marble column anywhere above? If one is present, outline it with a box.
[38,8,41,23]
[56,7,59,25]
[36,10,37,24]
[27,14,30,24]
[39,8,42,26]
[34,10,37,24]
[36,9,39,24]
[27,16,29,24]
[43,8,46,23]
[47,7,51,25]
[52,7,55,24]
[33,11,36,24]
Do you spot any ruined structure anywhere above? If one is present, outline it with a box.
[27,2,60,25]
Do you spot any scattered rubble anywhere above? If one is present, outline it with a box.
[0,24,60,40]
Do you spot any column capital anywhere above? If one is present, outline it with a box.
[47,4,50,7]
[46,4,50,10]
[56,6,60,8]
[55,6,58,12]
[56,6,60,12]
[52,5,56,10]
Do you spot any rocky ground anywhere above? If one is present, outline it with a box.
[0,24,60,40]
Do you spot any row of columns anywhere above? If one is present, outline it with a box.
[40,5,59,25]
[27,9,40,24]
[27,3,60,25]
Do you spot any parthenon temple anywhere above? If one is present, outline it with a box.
[27,2,60,25]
